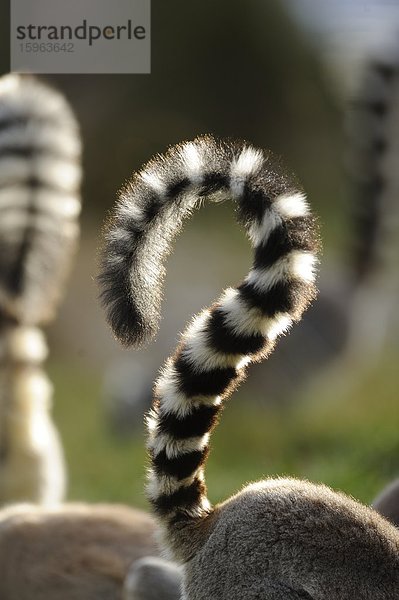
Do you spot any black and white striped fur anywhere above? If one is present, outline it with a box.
[0,73,81,326]
[100,138,319,528]
[100,136,399,599]
[0,73,81,504]
[101,58,399,428]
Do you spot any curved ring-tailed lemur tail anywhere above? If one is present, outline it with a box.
[0,73,81,504]
[101,56,399,432]
[100,136,399,599]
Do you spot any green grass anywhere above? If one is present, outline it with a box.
[49,349,399,510]
[50,361,148,506]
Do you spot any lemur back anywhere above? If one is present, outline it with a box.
[0,73,82,504]
[100,135,399,599]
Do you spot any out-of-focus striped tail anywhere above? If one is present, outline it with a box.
[346,55,398,285]
[0,73,81,326]
[0,74,81,505]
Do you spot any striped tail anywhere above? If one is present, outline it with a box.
[99,136,320,558]
[0,73,81,326]
[343,52,399,358]
[0,74,81,504]
[346,54,398,285]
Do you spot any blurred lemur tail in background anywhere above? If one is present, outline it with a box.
[100,136,399,599]
[0,74,82,505]
[349,52,399,522]
[344,50,399,360]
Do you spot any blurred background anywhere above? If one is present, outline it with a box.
[0,0,398,507]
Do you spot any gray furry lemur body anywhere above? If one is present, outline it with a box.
[100,135,399,599]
